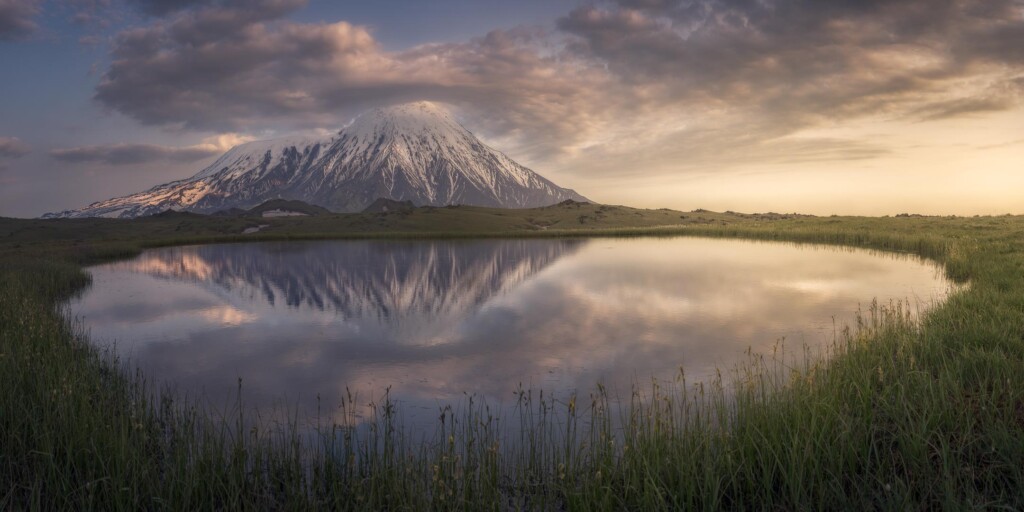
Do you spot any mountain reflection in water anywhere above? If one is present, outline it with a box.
[70,238,951,430]
[113,239,580,330]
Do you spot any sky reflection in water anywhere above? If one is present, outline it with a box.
[69,238,952,429]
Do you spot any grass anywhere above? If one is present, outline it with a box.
[2,204,1024,509]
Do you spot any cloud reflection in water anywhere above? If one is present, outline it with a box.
[70,238,952,429]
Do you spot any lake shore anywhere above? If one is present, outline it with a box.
[2,205,1022,509]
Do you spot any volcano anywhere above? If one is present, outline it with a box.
[45,102,589,218]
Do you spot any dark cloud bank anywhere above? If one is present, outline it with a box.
[91,0,1024,172]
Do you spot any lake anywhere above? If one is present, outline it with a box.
[68,237,952,431]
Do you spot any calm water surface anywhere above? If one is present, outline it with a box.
[69,237,952,429]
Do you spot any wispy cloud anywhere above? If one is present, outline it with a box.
[0,136,30,158]
[50,143,221,165]
[912,96,1016,121]
[125,0,273,17]
[977,138,1024,150]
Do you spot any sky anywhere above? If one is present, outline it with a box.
[0,0,1022,218]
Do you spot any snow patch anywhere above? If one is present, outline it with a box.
[261,210,308,218]
[242,224,270,234]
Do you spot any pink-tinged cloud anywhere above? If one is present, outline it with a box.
[0,136,30,158]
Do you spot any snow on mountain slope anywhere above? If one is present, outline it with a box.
[44,102,589,219]
[192,134,328,180]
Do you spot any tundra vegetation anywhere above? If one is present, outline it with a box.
[2,202,1022,509]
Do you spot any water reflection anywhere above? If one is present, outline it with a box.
[70,238,951,429]
[115,240,580,325]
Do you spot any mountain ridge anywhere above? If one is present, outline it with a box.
[44,102,589,219]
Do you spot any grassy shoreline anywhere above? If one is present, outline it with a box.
[2,208,1023,509]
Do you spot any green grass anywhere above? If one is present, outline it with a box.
[2,205,1024,509]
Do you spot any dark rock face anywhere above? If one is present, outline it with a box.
[362,198,416,214]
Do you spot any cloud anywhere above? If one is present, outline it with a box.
[78,34,104,45]
[558,1,1024,117]
[95,12,392,130]
[200,132,256,150]
[977,137,1024,150]
[93,2,621,160]
[49,143,222,165]
[912,96,1016,121]
[128,0,208,16]
[0,0,39,41]
[551,1,1024,167]
[0,136,30,158]
[126,0,298,17]
[91,0,1024,176]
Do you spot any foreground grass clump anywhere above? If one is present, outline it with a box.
[2,209,1024,509]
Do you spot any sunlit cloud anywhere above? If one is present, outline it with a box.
[87,0,1024,180]
[198,305,256,327]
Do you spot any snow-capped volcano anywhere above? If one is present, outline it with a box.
[45,102,589,218]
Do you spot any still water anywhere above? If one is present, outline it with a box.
[69,237,952,428]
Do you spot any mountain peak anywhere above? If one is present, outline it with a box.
[344,101,464,141]
[380,100,450,116]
